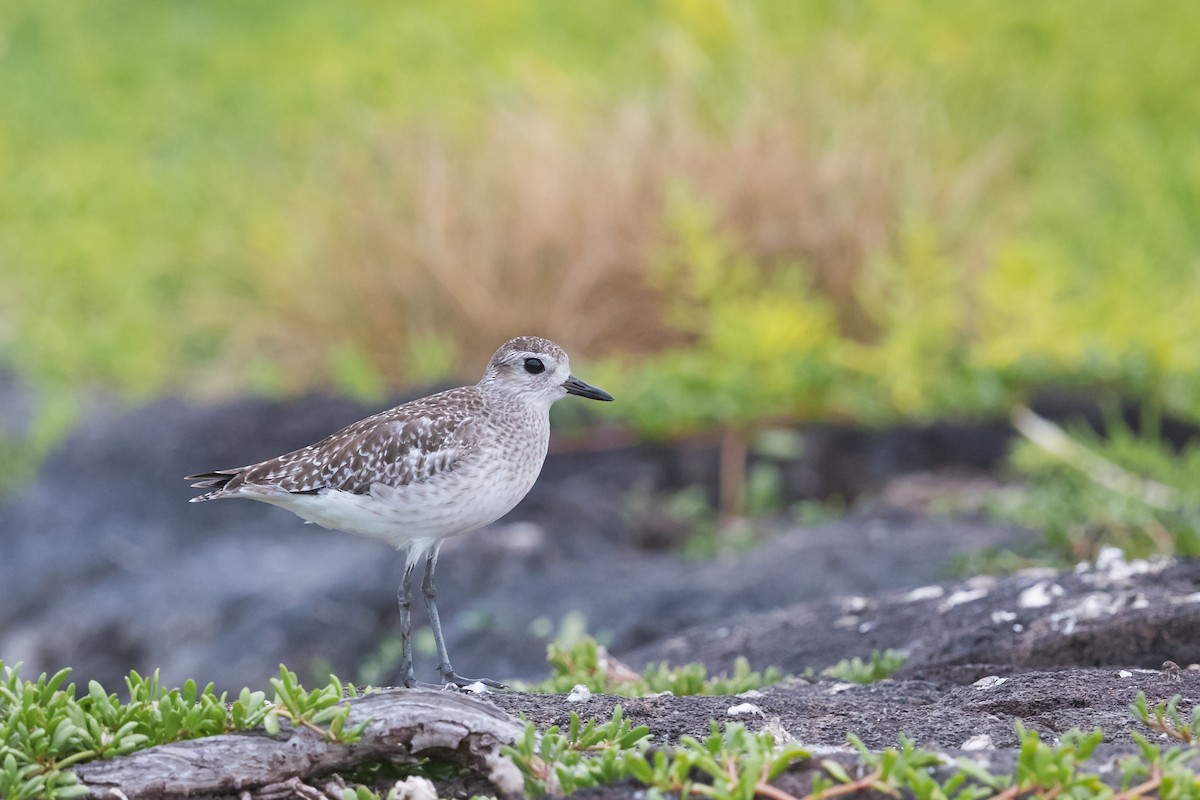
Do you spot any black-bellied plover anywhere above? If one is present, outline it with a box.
[186,336,613,688]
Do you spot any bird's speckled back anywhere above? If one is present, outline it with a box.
[186,336,587,548]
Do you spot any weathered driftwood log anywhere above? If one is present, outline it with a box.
[73,688,526,800]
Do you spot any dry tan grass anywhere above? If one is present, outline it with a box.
[256,108,672,386]
[243,87,1016,389]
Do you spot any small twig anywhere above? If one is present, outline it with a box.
[1142,715,1194,744]
[801,767,885,800]
[1114,768,1162,800]
[751,761,804,800]
[1143,517,1177,555]
[273,709,338,740]
[718,425,748,523]
[725,755,739,785]
[255,776,331,800]
[755,780,803,800]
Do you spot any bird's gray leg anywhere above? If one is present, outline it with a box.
[396,546,421,688]
[422,543,505,689]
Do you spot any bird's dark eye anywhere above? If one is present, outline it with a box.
[524,357,545,374]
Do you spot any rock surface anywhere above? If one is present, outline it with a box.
[486,666,1199,799]
[628,548,1200,679]
[74,688,526,800]
[3,390,1199,796]
[493,666,1196,754]
[67,668,1200,799]
[0,391,1034,691]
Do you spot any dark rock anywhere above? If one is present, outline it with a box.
[3,389,1200,795]
[626,550,1200,677]
[0,390,1193,703]
[0,392,1037,692]
[487,668,1197,797]
[493,667,1197,751]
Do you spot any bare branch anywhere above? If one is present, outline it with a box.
[74,688,525,800]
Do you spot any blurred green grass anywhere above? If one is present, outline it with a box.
[3,0,670,391]
[2,1,1198,431]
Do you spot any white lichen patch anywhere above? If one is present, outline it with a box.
[1046,590,1136,634]
[991,610,1017,625]
[961,733,995,751]
[392,775,439,800]
[727,702,764,717]
[1077,547,1172,585]
[904,585,945,602]
[842,596,872,614]
[1018,580,1065,608]
[965,574,999,591]
[940,587,990,611]
[758,717,793,744]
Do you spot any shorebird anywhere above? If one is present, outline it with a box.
[186,336,613,688]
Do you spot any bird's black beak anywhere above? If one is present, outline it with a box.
[562,375,614,402]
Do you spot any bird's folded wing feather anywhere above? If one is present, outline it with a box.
[208,407,480,496]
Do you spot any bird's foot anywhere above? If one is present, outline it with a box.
[397,662,420,689]
[439,669,506,690]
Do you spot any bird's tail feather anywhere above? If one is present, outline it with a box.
[185,470,240,501]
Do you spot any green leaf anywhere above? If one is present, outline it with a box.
[822,758,852,783]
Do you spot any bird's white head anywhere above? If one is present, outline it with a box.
[478,335,614,408]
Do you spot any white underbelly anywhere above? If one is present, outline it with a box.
[251,456,542,548]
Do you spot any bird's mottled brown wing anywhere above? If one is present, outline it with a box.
[188,389,483,498]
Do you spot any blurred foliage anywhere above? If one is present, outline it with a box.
[0,395,76,496]
[614,185,842,436]
[819,649,908,685]
[0,661,364,799]
[2,1,1199,438]
[526,636,782,697]
[987,410,1200,562]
